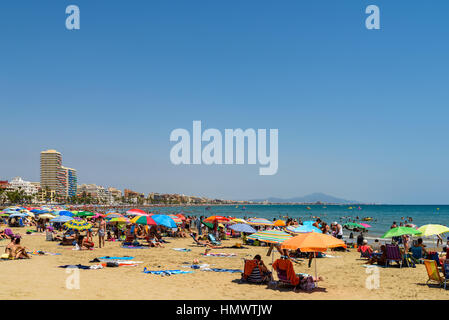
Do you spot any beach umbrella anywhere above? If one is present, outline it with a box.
[9,212,28,218]
[176,214,186,221]
[247,230,292,244]
[417,224,449,237]
[281,233,346,280]
[108,217,131,224]
[228,223,257,234]
[168,215,183,224]
[247,218,274,226]
[50,215,74,223]
[75,211,95,217]
[131,215,157,226]
[151,214,177,228]
[203,216,230,223]
[0,213,10,217]
[64,220,92,231]
[274,220,286,227]
[105,212,123,219]
[231,218,248,224]
[344,222,366,230]
[286,225,322,234]
[126,209,147,216]
[37,214,55,220]
[381,227,421,239]
[281,233,346,252]
[360,223,372,228]
[57,210,74,217]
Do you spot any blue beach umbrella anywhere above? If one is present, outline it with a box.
[51,215,74,223]
[228,223,257,234]
[286,225,322,234]
[151,214,177,228]
[57,211,74,217]
[9,212,29,218]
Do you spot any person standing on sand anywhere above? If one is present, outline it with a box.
[98,217,106,248]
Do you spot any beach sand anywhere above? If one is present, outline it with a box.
[1,227,448,300]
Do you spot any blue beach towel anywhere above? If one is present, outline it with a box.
[172,248,191,252]
[205,268,242,273]
[143,267,193,275]
[100,256,134,260]
[121,245,149,249]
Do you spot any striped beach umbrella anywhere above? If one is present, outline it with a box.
[168,215,183,224]
[247,218,274,226]
[203,216,230,223]
[105,212,123,219]
[126,209,147,216]
[247,230,292,244]
[231,218,248,224]
[108,217,131,224]
[131,215,157,226]
[64,220,92,231]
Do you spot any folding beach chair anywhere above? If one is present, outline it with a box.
[385,244,402,268]
[190,233,206,247]
[424,259,445,288]
[241,259,267,284]
[208,234,222,246]
[359,246,373,259]
[410,246,424,264]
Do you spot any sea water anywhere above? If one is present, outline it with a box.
[144,204,449,241]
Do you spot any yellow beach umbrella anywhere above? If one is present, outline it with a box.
[232,218,248,224]
[417,224,449,237]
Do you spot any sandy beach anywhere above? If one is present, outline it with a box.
[0,227,448,300]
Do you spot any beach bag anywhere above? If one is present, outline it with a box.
[299,276,316,292]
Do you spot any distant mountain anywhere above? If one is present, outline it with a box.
[250,192,359,204]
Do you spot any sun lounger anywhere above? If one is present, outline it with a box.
[424,259,446,288]
[385,244,402,268]
[241,259,267,284]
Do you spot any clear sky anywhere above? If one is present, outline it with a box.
[1,1,448,204]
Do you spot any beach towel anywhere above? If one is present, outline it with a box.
[203,268,242,273]
[27,251,61,256]
[172,248,191,252]
[273,258,299,286]
[143,267,193,275]
[58,264,92,270]
[99,256,134,260]
[121,245,149,249]
[101,262,138,267]
[201,253,236,257]
[99,259,143,264]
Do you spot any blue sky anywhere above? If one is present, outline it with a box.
[0,1,448,204]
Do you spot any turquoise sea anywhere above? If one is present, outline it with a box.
[144,204,449,239]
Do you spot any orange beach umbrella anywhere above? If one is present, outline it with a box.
[274,220,286,227]
[281,232,346,252]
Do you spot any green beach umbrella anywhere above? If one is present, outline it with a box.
[75,211,95,217]
[381,226,421,239]
[417,224,449,237]
[344,222,366,229]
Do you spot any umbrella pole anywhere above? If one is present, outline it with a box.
[314,252,317,280]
